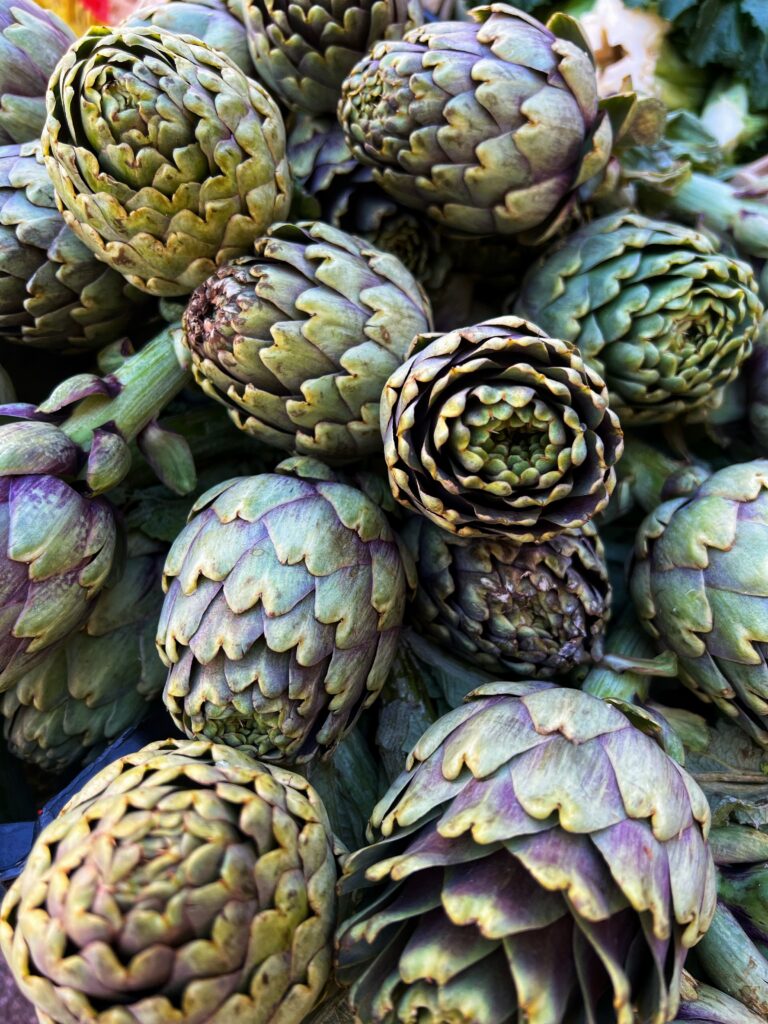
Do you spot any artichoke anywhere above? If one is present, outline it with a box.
[0,142,154,351]
[182,220,433,464]
[124,0,255,76]
[381,316,623,541]
[42,26,291,297]
[0,737,337,1024]
[0,0,74,146]
[631,460,768,749]
[157,465,411,762]
[1,537,166,771]
[243,0,421,114]
[515,211,763,425]
[337,682,717,1024]
[338,4,613,239]
[402,515,611,679]
[288,116,446,287]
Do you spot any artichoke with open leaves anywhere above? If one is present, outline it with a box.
[157,463,411,762]
[42,26,291,297]
[381,316,623,541]
[0,738,337,1024]
[337,682,717,1024]
[515,212,763,425]
[338,4,613,239]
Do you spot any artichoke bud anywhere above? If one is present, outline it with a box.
[84,427,132,494]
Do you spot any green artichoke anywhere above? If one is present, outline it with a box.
[0,0,74,146]
[381,316,623,541]
[0,142,154,351]
[42,26,291,298]
[243,0,421,114]
[288,116,446,288]
[337,682,717,1024]
[157,465,411,762]
[631,460,768,748]
[124,0,255,76]
[515,212,763,425]
[1,537,166,771]
[338,4,612,239]
[182,220,433,463]
[0,737,337,1024]
[402,515,611,679]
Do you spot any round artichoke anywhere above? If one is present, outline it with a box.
[402,515,611,678]
[288,115,446,287]
[0,142,154,351]
[42,26,291,298]
[0,0,74,146]
[515,211,763,425]
[1,538,165,771]
[338,4,613,239]
[157,466,411,762]
[381,316,623,541]
[124,0,255,76]
[182,220,433,464]
[244,0,421,114]
[0,737,337,1024]
[631,460,768,748]
[337,682,717,1024]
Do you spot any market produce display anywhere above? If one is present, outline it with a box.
[1,0,768,1022]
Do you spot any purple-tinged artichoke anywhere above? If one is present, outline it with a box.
[381,316,623,541]
[338,4,613,240]
[157,464,411,763]
[337,682,717,1024]
[0,738,337,1024]
[402,515,611,679]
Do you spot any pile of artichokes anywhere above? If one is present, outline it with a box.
[1,0,768,1022]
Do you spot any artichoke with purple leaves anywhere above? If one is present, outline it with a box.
[337,682,717,1024]
[157,464,411,763]
[338,4,612,239]
[381,316,623,541]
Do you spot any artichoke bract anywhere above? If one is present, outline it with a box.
[381,316,623,541]
[0,737,337,1024]
[42,26,291,297]
[338,4,613,239]
[402,516,611,679]
[124,0,255,76]
[1,539,166,771]
[0,0,74,145]
[631,460,768,749]
[515,212,763,425]
[244,0,421,115]
[337,682,717,1024]
[182,221,433,464]
[0,142,153,351]
[157,466,410,762]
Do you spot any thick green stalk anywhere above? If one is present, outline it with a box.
[694,903,768,1016]
[62,327,190,448]
[710,826,768,865]
[582,607,677,703]
[667,172,768,258]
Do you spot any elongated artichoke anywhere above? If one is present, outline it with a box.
[1,538,165,771]
[0,142,153,351]
[515,212,763,425]
[402,515,611,678]
[182,221,432,463]
[0,737,337,1024]
[42,26,291,297]
[337,682,717,1024]
[124,0,255,75]
[157,466,410,762]
[631,460,768,749]
[338,4,612,239]
[381,316,623,541]
[0,0,74,145]
[288,116,446,287]
[244,0,420,114]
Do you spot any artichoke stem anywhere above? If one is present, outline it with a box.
[582,606,676,703]
[709,826,768,866]
[694,903,768,1016]
[668,172,768,258]
[62,327,190,449]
